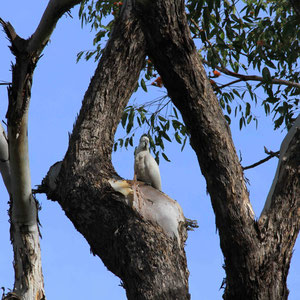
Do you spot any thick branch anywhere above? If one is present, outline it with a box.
[27,0,82,54]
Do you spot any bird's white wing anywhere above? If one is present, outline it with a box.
[145,154,162,191]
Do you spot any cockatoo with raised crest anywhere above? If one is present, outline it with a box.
[134,135,162,191]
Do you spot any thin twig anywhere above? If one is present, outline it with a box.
[243,150,280,170]
[218,78,243,89]
[264,147,280,158]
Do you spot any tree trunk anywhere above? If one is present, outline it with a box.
[41,1,191,299]
[0,1,81,299]
[2,27,45,300]
[134,0,300,299]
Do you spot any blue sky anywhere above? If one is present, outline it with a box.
[0,1,299,299]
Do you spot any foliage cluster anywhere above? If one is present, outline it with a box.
[78,0,299,160]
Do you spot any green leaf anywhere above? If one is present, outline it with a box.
[172,119,181,130]
[247,115,252,124]
[126,109,134,134]
[76,51,84,63]
[265,60,276,69]
[141,78,147,92]
[156,135,165,150]
[137,116,141,126]
[181,136,187,152]
[162,152,171,162]
[239,117,244,130]
[220,98,225,109]
[224,115,231,124]
[121,112,128,128]
[161,131,172,142]
[158,115,167,122]
[129,136,133,146]
[245,102,251,117]
[175,132,182,144]
[173,107,179,119]
[226,104,231,114]
[150,114,155,127]
[262,67,271,82]
[119,138,124,147]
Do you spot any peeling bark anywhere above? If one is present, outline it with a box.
[0,123,11,193]
[1,1,81,299]
[3,25,45,299]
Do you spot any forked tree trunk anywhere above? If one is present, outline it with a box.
[41,1,191,299]
[134,0,300,299]
[43,0,300,299]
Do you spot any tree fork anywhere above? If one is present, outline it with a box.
[42,1,191,299]
[134,0,300,299]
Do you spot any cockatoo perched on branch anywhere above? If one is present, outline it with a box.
[134,135,162,191]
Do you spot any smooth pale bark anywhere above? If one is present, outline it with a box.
[261,114,300,215]
[134,0,300,299]
[0,123,11,193]
[1,1,81,299]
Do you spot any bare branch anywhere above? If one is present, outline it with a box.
[202,59,300,90]
[242,150,279,170]
[264,146,280,158]
[0,18,26,55]
[0,18,17,41]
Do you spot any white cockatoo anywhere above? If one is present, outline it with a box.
[134,135,162,191]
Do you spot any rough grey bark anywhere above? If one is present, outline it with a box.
[41,2,191,299]
[134,0,300,299]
